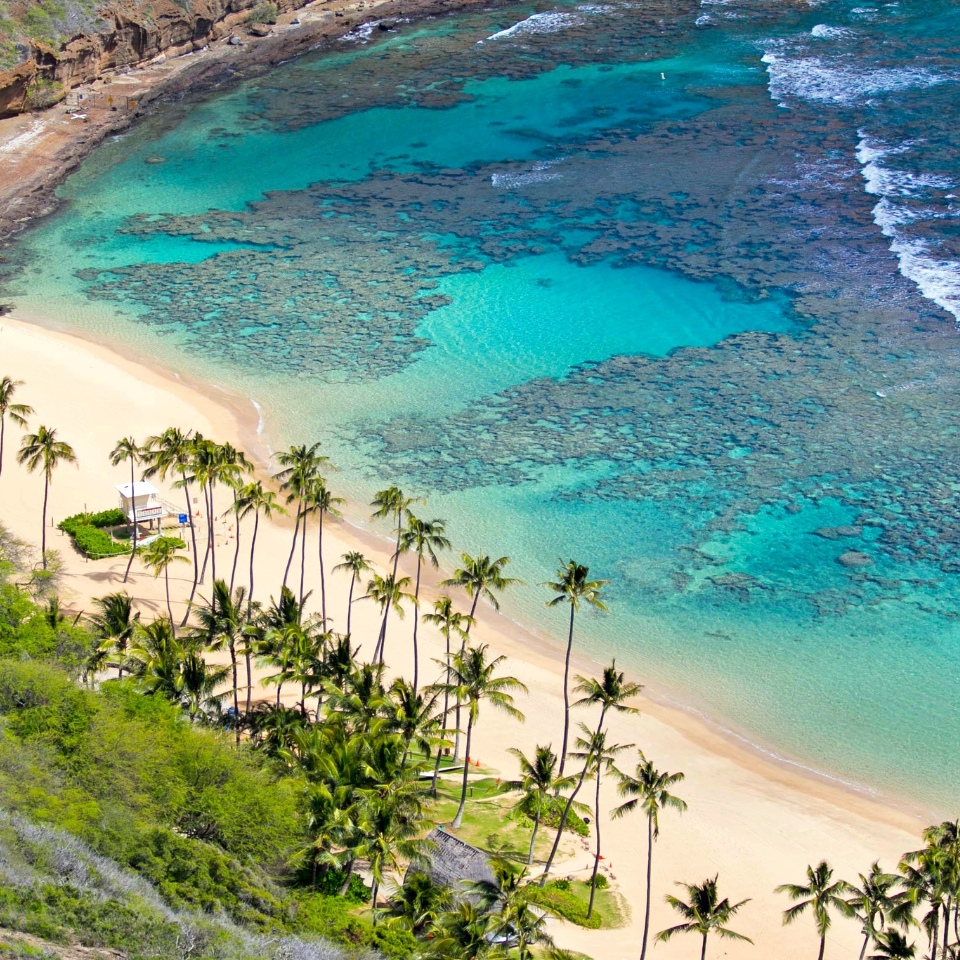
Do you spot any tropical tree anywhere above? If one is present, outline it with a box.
[88,592,140,679]
[179,640,230,722]
[366,573,415,665]
[333,551,371,636]
[441,554,520,759]
[233,480,286,612]
[505,744,576,865]
[142,427,201,614]
[193,579,255,743]
[569,726,630,918]
[397,515,449,690]
[110,436,144,584]
[657,876,752,960]
[901,824,957,960]
[140,536,189,631]
[17,426,77,567]
[127,617,183,701]
[304,477,344,626]
[0,376,32,479]
[846,862,913,960]
[429,901,498,960]
[428,643,527,830]
[613,750,687,960]
[543,559,609,776]
[422,595,474,793]
[387,677,446,768]
[380,871,454,935]
[870,931,917,959]
[776,861,855,960]
[193,439,243,596]
[540,661,641,884]
[218,442,252,592]
[274,443,329,589]
[371,486,423,581]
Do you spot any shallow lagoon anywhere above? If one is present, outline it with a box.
[7,0,960,808]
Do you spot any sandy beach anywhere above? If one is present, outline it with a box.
[0,312,929,958]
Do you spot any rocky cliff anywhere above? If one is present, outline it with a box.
[0,0,309,117]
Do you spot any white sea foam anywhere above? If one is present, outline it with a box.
[695,13,712,24]
[762,52,949,107]
[811,23,854,39]
[856,135,960,323]
[340,20,381,42]
[575,3,616,12]
[480,11,582,42]
[491,159,564,190]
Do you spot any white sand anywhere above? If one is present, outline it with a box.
[0,313,927,959]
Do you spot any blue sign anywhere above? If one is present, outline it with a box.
[179,514,188,524]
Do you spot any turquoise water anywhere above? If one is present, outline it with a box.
[6,0,960,809]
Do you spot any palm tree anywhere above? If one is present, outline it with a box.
[140,536,189,631]
[428,643,526,830]
[540,661,641,885]
[366,573,415,665]
[17,426,77,568]
[274,443,329,589]
[333,551,370,635]
[143,428,200,614]
[505,745,576,865]
[901,830,954,960]
[397,515,449,690]
[442,553,521,760]
[218,442,252,592]
[569,726,630,918]
[371,486,424,582]
[110,436,143,583]
[180,640,230,722]
[233,480,286,612]
[380,872,454,934]
[429,900,498,960]
[777,861,855,960]
[0,376,33,479]
[870,931,917,959]
[127,617,183,701]
[193,579,254,743]
[422,595,474,792]
[613,750,687,960]
[304,477,344,624]
[847,862,913,960]
[193,440,243,596]
[88,592,140,679]
[387,677,447,768]
[543,560,609,776]
[657,876,752,960]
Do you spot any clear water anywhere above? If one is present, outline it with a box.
[6,0,960,809]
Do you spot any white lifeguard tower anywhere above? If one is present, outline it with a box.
[116,481,166,532]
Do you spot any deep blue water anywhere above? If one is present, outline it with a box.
[6,0,960,809]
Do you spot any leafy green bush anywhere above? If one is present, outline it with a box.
[249,1,277,22]
[370,925,418,958]
[521,880,602,929]
[58,514,129,559]
[594,873,608,890]
[312,868,369,903]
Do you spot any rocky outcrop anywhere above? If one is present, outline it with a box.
[0,0,311,117]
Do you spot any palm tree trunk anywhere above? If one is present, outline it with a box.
[452,709,473,829]
[346,576,355,635]
[245,649,252,715]
[318,515,327,626]
[640,814,654,960]
[942,901,951,960]
[412,555,422,692]
[431,747,443,799]
[0,414,5,478]
[165,568,175,636]
[392,512,402,579]
[930,914,939,960]
[249,512,259,612]
[701,934,708,960]
[818,933,826,960]
[208,486,218,595]
[230,489,240,592]
[40,473,50,567]
[283,501,301,587]
[339,860,355,896]
[299,509,307,606]
[199,484,210,585]
[558,603,575,777]
[123,460,137,583]
[454,594,481,760]
[183,484,199,625]
[587,763,602,919]
[371,879,380,920]
[230,640,240,746]
[432,632,451,799]
[528,801,541,865]
[858,934,869,960]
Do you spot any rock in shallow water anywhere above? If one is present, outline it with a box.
[837,551,873,568]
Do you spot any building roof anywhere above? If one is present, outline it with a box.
[410,828,498,893]
[115,481,159,498]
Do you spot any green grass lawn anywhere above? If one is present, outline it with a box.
[522,879,629,930]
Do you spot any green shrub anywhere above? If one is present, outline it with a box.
[85,509,127,528]
[58,514,129,559]
[25,80,64,110]
[312,868,369,903]
[370,925,418,958]
[521,880,602,929]
[594,873,608,889]
[249,2,277,22]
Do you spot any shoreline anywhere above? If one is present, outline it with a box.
[0,311,929,957]
[10,308,929,829]
[0,0,496,243]
[2,310,928,834]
